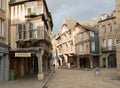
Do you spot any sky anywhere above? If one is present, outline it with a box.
[46,0,115,35]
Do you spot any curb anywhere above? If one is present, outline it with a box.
[42,73,53,88]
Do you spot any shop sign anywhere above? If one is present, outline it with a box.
[15,53,31,57]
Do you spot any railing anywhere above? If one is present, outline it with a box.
[16,28,45,41]
[101,46,116,52]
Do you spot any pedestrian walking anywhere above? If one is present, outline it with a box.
[95,67,100,77]
[53,64,55,73]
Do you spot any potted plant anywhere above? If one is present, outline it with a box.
[29,12,37,17]
[31,38,39,44]
[18,40,25,47]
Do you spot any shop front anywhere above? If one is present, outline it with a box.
[0,44,9,81]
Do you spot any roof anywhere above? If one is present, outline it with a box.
[9,0,31,4]
[88,18,100,26]
[62,17,88,30]
[57,17,98,35]
[62,17,78,30]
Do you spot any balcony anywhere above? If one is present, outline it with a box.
[25,13,40,18]
[101,46,116,52]
[16,38,52,52]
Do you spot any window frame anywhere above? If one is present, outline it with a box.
[80,43,86,52]
[102,39,106,48]
[108,23,112,32]
[80,33,84,39]
[103,25,106,33]
[0,19,4,36]
[91,41,95,52]
[90,31,95,37]
[0,0,5,10]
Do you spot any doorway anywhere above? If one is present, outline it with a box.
[103,58,106,68]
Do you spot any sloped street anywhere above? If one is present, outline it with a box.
[46,68,120,88]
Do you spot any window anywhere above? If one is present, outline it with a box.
[17,24,22,39]
[90,31,94,37]
[33,22,39,29]
[108,24,112,32]
[0,0,4,10]
[69,32,72,38]
[0,19,4,36]
[108,38,112,50]
[28,8,32,14]
[115,38,116,46]
[23,24,26,39]
[108,38,112,47]
[91,41,95,51]
[70,43,73,51]
[114,22,116,32]
[102,39,106,48]
[103,26,106,33]
[29,22,33,30]
[33,30,37,38]
[19,32,22,39]
[27,6,38,15]
[65,44,68,51]
[29,31,33,38]
[18,24,22,31]
[80,43,86,52]
[17,24,27,40]
[80,33,84,39]
[23,31,26,39]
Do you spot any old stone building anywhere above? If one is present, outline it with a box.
[98,11,117,68]
[75,22,99,69]
[9,0,53,80]
[116,0,120,76]
[0,0,9,81]
[51,35,59,68]
[56,18,77,68]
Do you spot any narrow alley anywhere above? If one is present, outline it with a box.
[46,68,120,88]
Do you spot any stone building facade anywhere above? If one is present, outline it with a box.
[75,22,99,69]
[0,0,9,81]
[56,18,77,68]
[116,0,120,76]
[51,35,59,68]
[98,11,117,68]
[9,0,53,80]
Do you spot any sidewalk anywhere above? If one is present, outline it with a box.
[0,73,52,88]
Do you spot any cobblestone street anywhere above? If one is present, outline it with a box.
[47,68,120,88]
[0,73,52,88]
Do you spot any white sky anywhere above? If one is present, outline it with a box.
[46,0,115,35]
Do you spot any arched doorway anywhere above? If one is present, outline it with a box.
[108,54,116,68]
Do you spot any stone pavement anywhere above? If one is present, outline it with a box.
[46,68,120,88]
[0,73,52,88]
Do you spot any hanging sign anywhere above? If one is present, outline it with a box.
[15,53,31,57]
